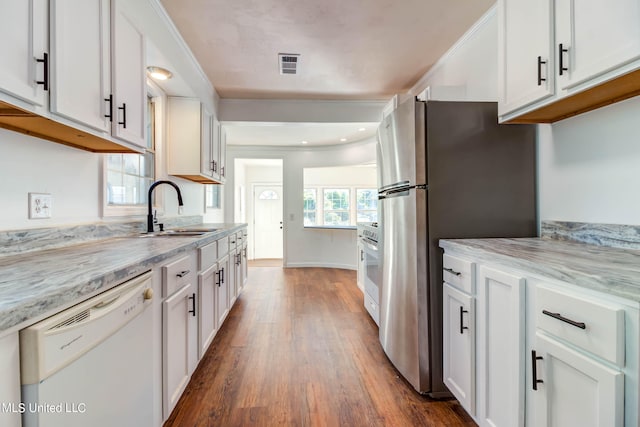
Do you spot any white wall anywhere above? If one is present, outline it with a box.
[538,97,640,225]
[227,140,376,269]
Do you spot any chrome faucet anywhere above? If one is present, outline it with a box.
[147,180,184,233]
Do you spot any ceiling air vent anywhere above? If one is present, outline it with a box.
[279,53,300,75]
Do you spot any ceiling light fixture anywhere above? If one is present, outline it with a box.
[147,66,173,81]
[358,127,366,132]
[301,140,308,144]
[340,138,347,142]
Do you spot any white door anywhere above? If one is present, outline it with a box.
[253,185,283,259]
[476,266,526,427]
[443,283,475,415]
[533,332,623,427]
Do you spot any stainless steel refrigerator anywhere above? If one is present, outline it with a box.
[376,98,536,396]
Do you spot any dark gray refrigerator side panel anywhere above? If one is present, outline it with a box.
[425,101,537,395]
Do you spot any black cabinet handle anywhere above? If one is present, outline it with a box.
[35,52,49,91]
[104,94,113,121]
[459,306,469,334]
[221,166,225,177]
[532,350,544,390]
[176,270,190,278]
[542,309,586,329]
[211,160,217,172]
[188,293,196,317]
[220,267,225,284]
[537,56,547,86]
[444,267,461,277]
[559,43,569,75]
[215,270,221,286]
[118,103,127,128]
[360,250,364,261]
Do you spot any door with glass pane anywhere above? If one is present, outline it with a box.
[253,185,283,259]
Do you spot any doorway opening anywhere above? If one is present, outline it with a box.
[234,158,284,266]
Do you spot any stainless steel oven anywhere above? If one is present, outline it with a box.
[360,223,381,326]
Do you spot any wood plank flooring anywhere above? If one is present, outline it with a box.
[164,267,476,427]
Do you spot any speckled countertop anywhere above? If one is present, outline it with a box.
[0,223,246,334]
[439,238,640,303]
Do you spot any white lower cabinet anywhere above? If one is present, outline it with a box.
[441,245,637,427]
[532,332,624,427]
[161,253,197,421]
[476,266,526,427]
[443,283,475,414]
[198,263,218,359]
[216,253,230,327]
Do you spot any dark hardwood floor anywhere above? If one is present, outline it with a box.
[164,267,475,426]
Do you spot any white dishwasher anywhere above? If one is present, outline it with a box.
[20,271,154,427]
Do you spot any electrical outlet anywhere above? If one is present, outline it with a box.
[29,193,52,219]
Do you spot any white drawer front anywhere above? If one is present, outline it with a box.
[198,241,217,271]
[536,285,625,366]
[217,237,229,258]
[364,281,379,305]
[443,254,475,294]
[162,255,193,297]
[364,292,380,326]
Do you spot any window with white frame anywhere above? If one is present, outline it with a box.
[303,187,377,226]
[356,188,378,222]
[104,95,156,215]
[303,189,317,225]
[205,185,221,209]
[323,188,350,226]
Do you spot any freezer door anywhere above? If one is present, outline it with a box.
[376,99,425,189]
[378,187,429,392]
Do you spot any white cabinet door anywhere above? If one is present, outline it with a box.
[219,125,227,182]
[200,107,213,177]
[443,283,475,415]
[356,241,365,291]
[498,0,554,116]
[555,0,640,91]
[162,282,196,420]
[228,248,238,306]
[211,115,221,181]
[0,0,48,107]
[198,264,218,359]
[241,242,248,290]
[50,0,111,133]
[533,332,624,427]
[111,0,145,147]
[216,254,230,327]
[0,333,21,427]
[476,266,526,427]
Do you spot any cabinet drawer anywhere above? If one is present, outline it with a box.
[162,255,193,297]
[365,281,379,305]
[217,237,229,257]
[198,241,217,271]
[443,254,476,294]
[229,234,238,248]
[536,285,625,366]
[364,292,380,326]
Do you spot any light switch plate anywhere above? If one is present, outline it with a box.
[29,193,52,219]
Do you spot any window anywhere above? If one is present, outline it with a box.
[104,95,156,215]
[356,188,378,222]
[323,189,350,226]
[205,185,221,209]
[258,190,279,200]
[303,189,317,225]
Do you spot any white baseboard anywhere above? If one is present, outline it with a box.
[284,262,356,271]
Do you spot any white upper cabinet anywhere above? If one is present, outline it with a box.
[111,0,146,148]
[50,0,111,133]
[0,0,48,107]
[498,0,640,123]
[497,0,554,117]
[167,97,224,184]
[555,0,640,91]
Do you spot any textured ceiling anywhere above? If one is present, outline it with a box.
[159,0,495,101]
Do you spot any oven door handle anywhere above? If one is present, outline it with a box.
[361,237,378,250]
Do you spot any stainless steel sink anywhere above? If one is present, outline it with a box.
[138,230,208,238]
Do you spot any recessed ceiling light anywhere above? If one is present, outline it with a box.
[147,66,173,80]
[358,127,366,132]
[301,140,308,144]
[340,138,347,142]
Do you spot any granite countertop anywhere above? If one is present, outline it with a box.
[439,237,640,302]
[0,223,246,334]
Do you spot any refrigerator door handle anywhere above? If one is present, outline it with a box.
[379,181,411,193]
